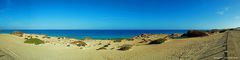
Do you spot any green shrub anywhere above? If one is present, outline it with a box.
[24,38,44,45]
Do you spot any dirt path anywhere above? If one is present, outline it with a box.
[199,31,240,60]
[0,49,15,60]
[227,31,240,60]
[192,32,227,60]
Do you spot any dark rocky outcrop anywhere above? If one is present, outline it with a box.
[181,30,208,37]
[219,30,227,33]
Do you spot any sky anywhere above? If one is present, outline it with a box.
[0,0,240,29]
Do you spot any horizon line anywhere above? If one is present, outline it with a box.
[1,27,237,30]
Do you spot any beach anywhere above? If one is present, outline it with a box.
[0,30,186,39]
[1,0,240,60]
[0,30,238,60]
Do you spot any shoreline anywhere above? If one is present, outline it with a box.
[0,30,187,40]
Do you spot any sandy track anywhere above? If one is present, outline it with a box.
[1,48,22,60]
[227,31,240,60]
[200,30,240,60]
[0,49,15,60]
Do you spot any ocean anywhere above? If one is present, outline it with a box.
[0,30,187,39]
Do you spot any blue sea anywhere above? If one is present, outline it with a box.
[0,30,187,39]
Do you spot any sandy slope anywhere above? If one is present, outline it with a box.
[0,32,227,60]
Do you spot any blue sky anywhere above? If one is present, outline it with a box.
[0,0,240,29]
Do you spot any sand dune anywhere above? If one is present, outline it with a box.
[0,31,234,60]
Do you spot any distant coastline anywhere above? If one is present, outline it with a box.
[0,30,187,39]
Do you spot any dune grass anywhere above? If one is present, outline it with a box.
[24,38,44,45]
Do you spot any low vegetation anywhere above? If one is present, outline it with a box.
[110,38,125,40]
[207,29,227,34]
[24,38,44,45]
[219,30,227,33]
[42,36,51,39]
[113,40,123,42]
[168,33,182,39]
[96,44,110,50]
[57,37,65,39]
[118,44,133,51]
[70,41,87,47]
[96,47,107,50]
[126,38,134,41]
[11,31,24,37]
[148,38,167,44]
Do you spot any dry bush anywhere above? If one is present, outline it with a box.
[96,47,107,50]
[118,44,133,51]
[11,31,24,37]
[148,38,167,44]
[70,41,87,47]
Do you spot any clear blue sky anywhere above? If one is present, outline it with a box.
[0,0,240,29]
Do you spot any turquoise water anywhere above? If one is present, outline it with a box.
[0,30,187,39]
